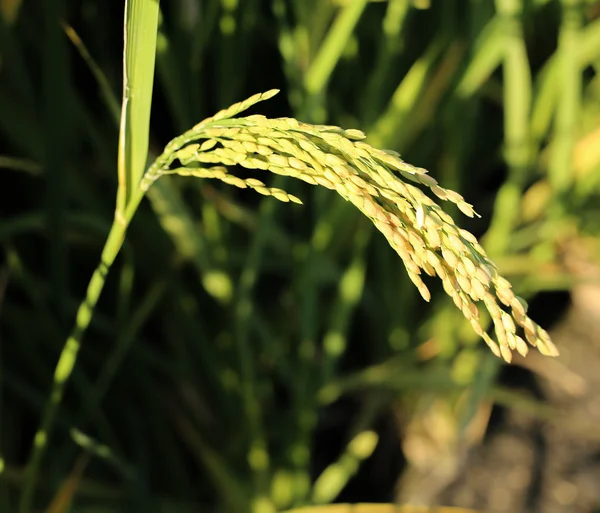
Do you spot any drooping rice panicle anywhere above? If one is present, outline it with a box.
[142,90,559,362]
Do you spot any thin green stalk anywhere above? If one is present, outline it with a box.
[402,40,465,153]
[362,0,410,124]
[18,190,144,513]
[304,0,367,95]
[368,35,445,149]
[156,17,193,132]
[0,156,41,175]
[305,1,337,60]
[484,0,532,257]
[548,0,583,197]
[530,15,600,145]
[302,0,368,121]
[455,17,503,99]
[217,0,242,106]
[62,22,121,122]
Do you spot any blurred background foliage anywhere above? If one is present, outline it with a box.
[1,0,600,512]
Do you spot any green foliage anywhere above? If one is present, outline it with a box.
[1,1,599,513]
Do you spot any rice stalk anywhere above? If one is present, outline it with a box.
[142,90,559,363]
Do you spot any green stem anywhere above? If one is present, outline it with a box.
[303,0,367,95]
[549,0,582,199]
[301,0,368,122]
[18,188,145,513]
[484,0,532,257]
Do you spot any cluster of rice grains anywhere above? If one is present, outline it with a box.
[142,90,559,362]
